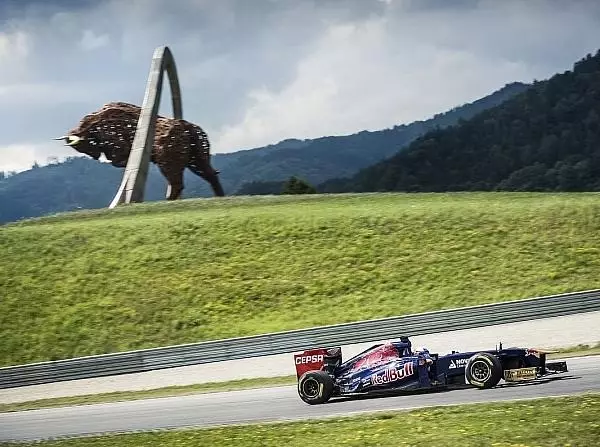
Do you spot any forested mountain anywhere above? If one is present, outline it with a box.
[320,51,600,193]
[0,81,527,224]
[208,81,527,196]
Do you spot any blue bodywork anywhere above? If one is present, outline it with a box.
[333,341,434,394]
[324,337,552,397]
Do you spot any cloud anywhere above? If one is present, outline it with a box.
[0,30,31,86]
[0,142,84,173]
[79,30,110,51]
[213,0,600,150]
[0,0,600,172]
[0,30,29,61]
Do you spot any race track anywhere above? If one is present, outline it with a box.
[2,355,599,442]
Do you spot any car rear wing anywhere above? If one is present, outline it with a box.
[294,347,342,379]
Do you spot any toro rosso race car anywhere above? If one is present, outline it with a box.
[294,336,568,405]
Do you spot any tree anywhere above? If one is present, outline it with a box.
[281,176,317,194]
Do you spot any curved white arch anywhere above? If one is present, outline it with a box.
[109,46,183,208]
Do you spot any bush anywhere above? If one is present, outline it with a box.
[281,176,317,194]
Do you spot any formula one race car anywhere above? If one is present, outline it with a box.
[293,336,568,404]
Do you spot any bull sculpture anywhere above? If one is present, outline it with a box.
[55,102,225,199]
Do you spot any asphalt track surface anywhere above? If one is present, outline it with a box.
[2,355,599,442]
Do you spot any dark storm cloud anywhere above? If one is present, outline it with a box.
[1,0,600,172]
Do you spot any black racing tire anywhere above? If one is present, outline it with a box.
[465,352,502,389]
[297,370,334,405]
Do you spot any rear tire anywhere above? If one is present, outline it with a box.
[465,352,502,389]
[298,370,334,405]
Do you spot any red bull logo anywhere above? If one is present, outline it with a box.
[351,343,399,372]
[369,361,415,385]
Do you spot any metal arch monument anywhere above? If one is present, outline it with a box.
[109,45,182,208]
[55,45,224,208]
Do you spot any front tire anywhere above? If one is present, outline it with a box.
[298,370,334,405]
[465,352,502,389]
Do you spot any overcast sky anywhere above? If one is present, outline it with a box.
[1,0,599,173]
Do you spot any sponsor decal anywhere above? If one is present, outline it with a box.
[368,361,414,386]
[503,367,538,381]
[295,354,324,364]
[351,343,399,372]
[448,358,469,369]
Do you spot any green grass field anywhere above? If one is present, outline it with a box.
[1,192,600,366]
[1,394,598,447]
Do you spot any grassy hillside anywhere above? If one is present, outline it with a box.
[1,192,599,366]
[0,82,528,225]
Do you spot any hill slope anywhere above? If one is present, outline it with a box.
[206,81,528,193]
[0,82,528,224]
[320,51,600,193]
[1,192,599,366]
[0,157,213,224]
